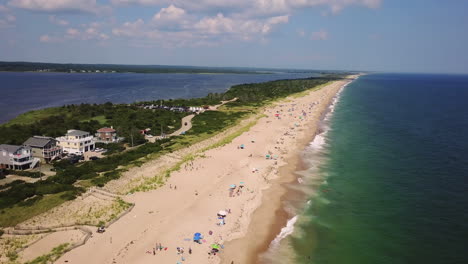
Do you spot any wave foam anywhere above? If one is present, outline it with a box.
[270,216,299,248]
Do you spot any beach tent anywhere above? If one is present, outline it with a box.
[211,244,220,249]
[218,210,228,216]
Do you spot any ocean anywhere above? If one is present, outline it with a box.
[0,71,312,124]
[271,73,468,264]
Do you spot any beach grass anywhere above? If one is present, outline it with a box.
[24,243,69,264]
[0,193,69,227]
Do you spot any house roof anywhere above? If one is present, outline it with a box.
[67,130,89,136]
[97,127,116,133]
[23,136,55,148]
[0,144,29,153]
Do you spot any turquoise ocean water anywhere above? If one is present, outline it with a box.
[272,73,468,264]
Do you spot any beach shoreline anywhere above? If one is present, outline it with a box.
[221,76,358,264]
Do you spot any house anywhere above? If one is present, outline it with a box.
[0,144,39,170]
[56,129,95,154]
[95,127,120,143]
[23,136,62,163]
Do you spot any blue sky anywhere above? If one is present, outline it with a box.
[0,0,467,73]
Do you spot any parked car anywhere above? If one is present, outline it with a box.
[97,226,105,233]
[89,156,100,161]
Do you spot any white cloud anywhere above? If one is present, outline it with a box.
[65,26,109,40]
[112,9,289,47]
[49,15,69,26]
[311,29,328,40]
[153,5,186,21]
[8,0,110,14]
[39,34,63,43]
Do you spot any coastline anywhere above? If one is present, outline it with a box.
[221,76,357,264]
[5,77,355,264]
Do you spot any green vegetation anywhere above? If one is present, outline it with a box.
[0,102,187,145]
[4,170,45,178]
[95,143,125,156]
[223,76,340,106]
[0,61,264,74]
[25,243,70,264]
[0,192,72,227]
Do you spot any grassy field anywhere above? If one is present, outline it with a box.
[0,192,69,227]
[81,115,108,124]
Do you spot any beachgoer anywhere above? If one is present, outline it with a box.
[189,247,192,254]
[153,248,155,255]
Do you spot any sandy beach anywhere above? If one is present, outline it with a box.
[11,77,355,264]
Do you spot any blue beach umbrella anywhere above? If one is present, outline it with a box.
[229,184,236,188]
[193,233,202,240]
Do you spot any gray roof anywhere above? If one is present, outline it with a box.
[67,130,89,137]
[0,144,29,154]
[23,136,55,148]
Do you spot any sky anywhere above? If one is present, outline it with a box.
[0,0,467,74]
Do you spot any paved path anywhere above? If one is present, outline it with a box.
[169,114,195,136]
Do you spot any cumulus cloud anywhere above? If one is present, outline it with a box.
[112,7,289,48]
[49,15,69,26]
[311,29,328,40]
[153,5,186,21]
[8,0,110,14]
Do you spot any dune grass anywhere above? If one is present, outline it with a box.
[0,192,69,227]
[24,243,69,264]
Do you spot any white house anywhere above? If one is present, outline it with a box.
[56,129,95,155]
[0,144,39,170]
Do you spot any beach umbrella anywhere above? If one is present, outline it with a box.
[218,210,228,216]
[211,244,220,249]
[193,233,202,240]
[229,184,236,189]
[240,181,245,185]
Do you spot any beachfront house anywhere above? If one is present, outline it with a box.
[56,129,95,155]
[95,127,121,143]
[0,144,39,170]
[23,136,62,163]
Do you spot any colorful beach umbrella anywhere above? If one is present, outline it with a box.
[211,244,220,249]
[218,210,228,216]
[229,184,236,188]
